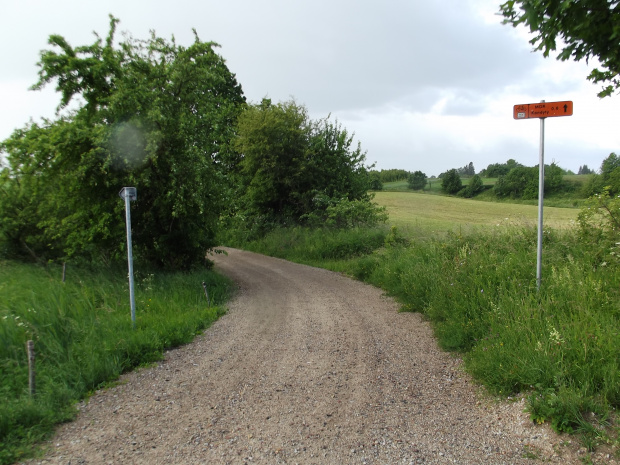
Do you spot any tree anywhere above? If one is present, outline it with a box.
[578,165,594,175]
[600,153,620,195]
[368,172,383,191]
[0,16,246,268]
[544,162,564,194]
[233,99,377,230]
[480,159,523,178]
[407,170,427,190]
[458,162,475,177]
[494,166,538,199]
[441,169,462,195]
[462,174,484,198]
[500,1,620,97]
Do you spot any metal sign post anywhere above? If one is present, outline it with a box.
[537,111,545,290]
[513,100,573,289]
[119,187,137,327]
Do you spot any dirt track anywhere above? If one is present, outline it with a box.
[23,248,590,464]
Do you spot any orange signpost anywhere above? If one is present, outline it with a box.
[512,99,573,290]
[513,101,573,119]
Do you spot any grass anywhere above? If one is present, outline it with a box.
[373,191,579,237]
[0,261,232,465]
[381,174,590,208]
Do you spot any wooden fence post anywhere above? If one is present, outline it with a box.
[27,340,35,396]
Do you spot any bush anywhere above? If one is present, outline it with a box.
[441,169,463,194]
[302,194,388,229]
[461,174,484,198]
[407,171,427,190]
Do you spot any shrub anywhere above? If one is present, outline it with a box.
[407,171,427,190]
[441,169,462,194]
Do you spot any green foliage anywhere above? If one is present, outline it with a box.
[227,226,388,264]
[371,168,410,183]
[440,169,462,194]
[480,159,522,178]
[461,174,485,198]
[500,0,620,97]
[578,165,594,175]
[407,170,427,190]
[0,17,245,269]
[0,261,231,464]
[494,166,538,199]
[368,171,383,190]
[600,153,620,195]
[545,162,565,194]
[577,188,620,267]
[302,194,388,229]
[232,99,376,230]
[493,163,569,200]
[458,161,475,177]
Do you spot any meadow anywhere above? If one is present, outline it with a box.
[0,261,231,464]
[235,193,620,455]
[373,190,578,236]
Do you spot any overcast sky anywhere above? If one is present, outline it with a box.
[1,0,618,176]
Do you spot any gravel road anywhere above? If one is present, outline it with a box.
[23,248,596,464]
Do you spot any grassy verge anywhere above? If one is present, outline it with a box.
[228,219,619,453]
[0,261,231,464]
[233,226,388,266]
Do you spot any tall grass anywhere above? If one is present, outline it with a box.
[237,223,620,450]
[0,261,231,464]
[230,226,388,266]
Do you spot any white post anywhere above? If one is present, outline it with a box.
[120,187,137,327]
[536,101,545,290]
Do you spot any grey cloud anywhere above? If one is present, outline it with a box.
[226,0,536,114]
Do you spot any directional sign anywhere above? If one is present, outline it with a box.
[513,101,573,119]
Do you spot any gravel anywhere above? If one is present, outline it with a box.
[22,248,608,464]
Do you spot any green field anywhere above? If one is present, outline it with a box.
[373,191,578,235]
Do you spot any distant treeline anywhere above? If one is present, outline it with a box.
[372,153,620,200]
[369,169,410,183]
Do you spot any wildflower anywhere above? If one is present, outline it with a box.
[549,326,564,345]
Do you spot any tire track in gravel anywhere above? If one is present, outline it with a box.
[22,248,585,465]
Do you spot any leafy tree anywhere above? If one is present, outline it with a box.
[462,174,484,198]
[368,172,383,190]
[578,165,594,175]
[601,153,620,178]
[407,170,427,190]
[480,159,523,178]
[544,162,565,194]
[493,163,566,199]
[500,1,620,97]
[441,169,463,195]
[375,169,410,183]
[0,16,245,268]
[494,166,538,199]
[600,153,620,195]
[458,162,475,177]
[233,99,377,230]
